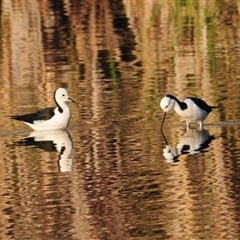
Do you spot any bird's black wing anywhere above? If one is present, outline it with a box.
[189,97,216,113]
[11,107,55,124]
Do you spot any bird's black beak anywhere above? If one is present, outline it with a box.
[160,112,167,130]
[69,98,82,107]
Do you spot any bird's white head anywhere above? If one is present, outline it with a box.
[160,95,175,112]
[55,88,82,107]
[55,88,71,103]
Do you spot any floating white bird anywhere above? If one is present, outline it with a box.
[160,94,217,129]
[11,88,81,131]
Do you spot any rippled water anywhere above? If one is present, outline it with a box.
[2,0,240,239]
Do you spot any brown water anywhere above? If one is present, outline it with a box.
[1,0,240,239]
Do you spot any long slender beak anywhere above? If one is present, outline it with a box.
[69,97,82,107]
[160,126,169,145]
[160,112,167,130]
[160,112,169,145]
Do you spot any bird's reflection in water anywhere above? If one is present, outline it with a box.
[161,128,215,163]
[16,130,73,172]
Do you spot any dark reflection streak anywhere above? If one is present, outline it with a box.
[109,1,136,62]
[42,1,71,65]
[98,50,121,80]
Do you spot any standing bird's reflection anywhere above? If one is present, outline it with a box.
[15,130,73,172]
[161,128,215,163]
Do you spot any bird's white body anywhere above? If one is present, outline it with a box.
[172,98,209,126]
[24,104,71,130]
[11,88,77,131]
[160,95,216,129]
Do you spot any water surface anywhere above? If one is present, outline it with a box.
[1,1,240,239]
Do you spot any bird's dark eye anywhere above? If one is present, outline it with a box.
[62,94,65,96]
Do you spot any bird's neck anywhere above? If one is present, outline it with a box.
[173,99,187,112]
[173,101,181,112]
[57,101,70,114]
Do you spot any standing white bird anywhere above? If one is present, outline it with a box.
[11,88,81,131]
[160,94,217,129]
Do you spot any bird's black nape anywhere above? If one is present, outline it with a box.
[166,94,178,101]
[53,89,64,113]
[166,94,188,110]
